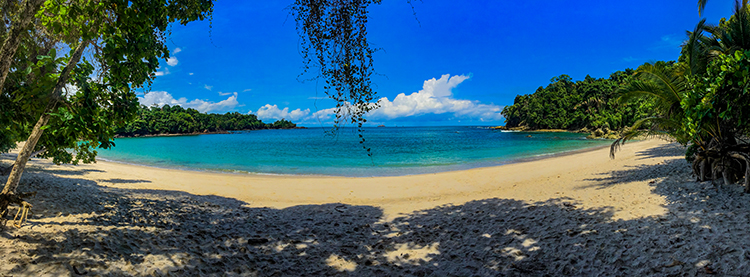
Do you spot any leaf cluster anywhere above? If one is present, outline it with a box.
[612,1,750,187]
[501,69,654,131]
[0,0,214,165]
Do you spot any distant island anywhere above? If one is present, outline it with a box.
[498,62,669,139]
[115,105,298,137]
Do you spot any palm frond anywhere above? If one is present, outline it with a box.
[610,116,688,159]
[632,64,686,105]
[698,0,708,16]
[685,19,711,75]
[617,67,685,117]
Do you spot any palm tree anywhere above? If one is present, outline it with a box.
[632,1,750,189]
[610,63,690,158]
[611,19,731,184]
[610,18,713,159]
[702,2,750,56]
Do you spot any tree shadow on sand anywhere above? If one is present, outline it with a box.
[3,144,750,276]
[633,143,687,160]
[578,143,691,190]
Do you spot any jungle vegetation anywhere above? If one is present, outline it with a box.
[115,105,296,137]
[611,0,750,192]
[500,68,657,132]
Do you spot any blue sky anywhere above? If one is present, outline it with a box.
[138,0,735,127]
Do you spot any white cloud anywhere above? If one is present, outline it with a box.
[166,57,179,66]
[309,108,337,120]
[255,104,311,121]
[204,84,213,91]
[139,91,239,113]
[370,74,503,121]
[173,47,182,54]
[243,88,252,92]
[253,74,504,124]
[153,67,170,76]
[218,91,233,96]
[189,72,194,75]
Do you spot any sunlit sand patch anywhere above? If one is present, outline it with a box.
[384,242,440,266]
[502,247,526,261]
[521,238,537,248]
[326,254,357,272]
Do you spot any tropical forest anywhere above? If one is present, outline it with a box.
[115,104,297,137]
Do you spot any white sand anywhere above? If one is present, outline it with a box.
[1,139,749,276]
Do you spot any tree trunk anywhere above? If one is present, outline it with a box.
[0,41,89,215]
[0,0,46,93]
[729,152,750,193]
[693,155,707,181]
[723,165,734,186]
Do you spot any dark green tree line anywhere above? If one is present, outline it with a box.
[501,68,655,131]
[115,105,296,136]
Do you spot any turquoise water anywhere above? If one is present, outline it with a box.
[97,126,612,177]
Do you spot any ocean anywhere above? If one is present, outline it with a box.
[96,126,613,177]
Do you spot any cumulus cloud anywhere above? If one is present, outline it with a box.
[254,74,504,124]
[153,67,170,77]
[173,47,182,54]
[139,91,239,113]
[309,108,337,120]
[166,57,179,66]
[204,84,213,91]
[189,72,194,76]
[370,74,503,121]
[255,104,311,122]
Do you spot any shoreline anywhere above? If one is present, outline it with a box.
[491,126,579,132]
[7,139,750,275]
[4,139,676,222]
[94,136,616,178]
[95,141,616,178]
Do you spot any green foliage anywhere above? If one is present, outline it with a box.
[0,0,215,165]
[613,1,750,189]
[270,119,297,129]
[501,69,652,131]
[612,62,691,150]
[684,50,750,141]
[38,57,139,164]
[115,105,296,136]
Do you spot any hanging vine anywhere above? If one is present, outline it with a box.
[289,0,381,156]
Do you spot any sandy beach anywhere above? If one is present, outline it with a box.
[2,139,750,276]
